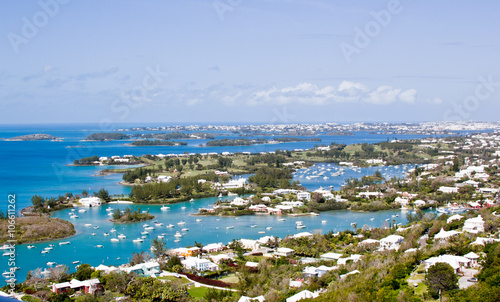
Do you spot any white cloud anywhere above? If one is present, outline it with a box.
[246,82,418,106]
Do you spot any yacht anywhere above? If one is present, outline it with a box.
[110,238,119,243]
[144,226,155,231]
[41,250,49,254]
[161,205,170,211]
[196,219,202,222]
[46,262,56,266]
[321,220,327,224]
[250,225,257,228]
[155,222,164,227]
[59,242,70,245]
[166,224,175,228]
[27,245,35,249]
[110,228,117,233]
[0,244,12,250]
[181,228,189,232]
[174,232,182,238]
[96,245,104,248]
[226,226,234,230]
[103,233,109,236]
[118,234,126,239]
[84,224,92,227]
[133,238,144,243]
[177,221,186,225]
[140,231,149,235]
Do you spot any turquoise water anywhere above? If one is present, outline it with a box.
[0,123,454,283]
[5,197,409,283]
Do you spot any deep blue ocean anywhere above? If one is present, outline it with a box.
[0,123,464,283]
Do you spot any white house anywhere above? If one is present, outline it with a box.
[79,197,102,207]
[223,178,247,189]
[275,247,295,257]
[447,214,463,224]
[158,175,172,183]
[230,197,248,206]
[239,239,260,251]
[181,257,219,272]
[303,265,337,278]
[337,254,362,265]
[438,186,459,194]
[280,201,304,208]
[464,252,480,266]
[463,215,485,234]
[434,228,460,240]
[424,255,471,273]
[379,235,404,250]
[51,278,101,294]
[297,191,311,201]
[286,290,320,302]
[320,252,343,261]
[202,243,225,253]
[413,200,426,207]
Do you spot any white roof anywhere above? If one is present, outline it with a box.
[464,252,480,259]
[380,235,404,243]
[320,252,343,260]
[434,228,460,240]
[286,290,319,302]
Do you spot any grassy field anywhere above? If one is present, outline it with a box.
[187,286,237,300]
[219,273,239,283]
[158,275,192,285]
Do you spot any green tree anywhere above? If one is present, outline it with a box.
[97,188,110,202]
[31,195,45,208]
[74,264,95,281]
[151,238,167,259]
[426,263,458,298]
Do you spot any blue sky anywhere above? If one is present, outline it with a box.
[1,0,499,125]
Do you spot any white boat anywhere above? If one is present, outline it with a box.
[141,235,147,239]
[310,212,320,216]
[103,233,109,236]
[177,221,186,225]
[27,245,35,249]
[181,207,186,210]
[118,234,126,239]
[84,224,92,227]
[157,235,164,239]
[296,221,303,225]
[196,219,202,222]
[143,224,149,228]
[96,245,104,248]
[166,224,175,228]
[110,238,119,243]
[91,233,96,236]
[46,262,56,266]
[144,227,155,231]
[370,218,375,221]
[2,252,13,257]
[278,218,286,221]
[141,231,149,235]
[250,225,257,228]
[174,232,182,238]
[155,222,164,226]
[106,208,113,212]
[110,228,117,233]
[44,246,53,250]
[321,220,327,224]
[226,226,234,230]
[266,227,273,230]
[70,215,78,219]
[189,198,194,202]
[93,226,99,229]
[296,225,306,229]
[174,239,180,243]
[161,205,170,211]
[258,231,265,234]
[59,242,70,245]
[2,271,11,276]
[78,209,86,213]
[72,261,80,264]
[41,250,49,254]
[181,228,189,232]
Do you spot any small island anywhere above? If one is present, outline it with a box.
[110,207,154,223]
[5,133,61,141]
[0,216,75,244]
[129,140,187,146]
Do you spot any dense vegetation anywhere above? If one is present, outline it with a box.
[248,166,295,189]
[130,174,223,203]
[206,138,266,147]
[85,133,130,141]
[110,207,154,223]
[131,140,187,146]
[0,216,75,244]
[73,155,99,165]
